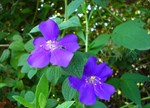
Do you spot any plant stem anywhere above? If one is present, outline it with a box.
[64,0,68,21]
[32,0,40,24]
[120,96,150,108]
[62,0,68,37]
[84,1,89,52]
[104,7,122,23]
[0,44,9,47]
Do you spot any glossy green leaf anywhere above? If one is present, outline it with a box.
[56,101,74,108]
[59,16,81,30]
[62,78,77,101]
[112,19,150,50]
[38,93,47,108]
[63,52,87,77]
[13,96,33,108]
[67,0,83,17]
[121,72,150,83]
[35,73,49,107]
[46,66,64,85]
[120,80,141,107]
[0,49,10,62]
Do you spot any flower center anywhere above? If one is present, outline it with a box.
[85,76,102,85]
[40,40,57,51]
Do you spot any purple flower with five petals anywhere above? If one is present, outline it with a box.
[68,57,115,105]
[27,19,80,68]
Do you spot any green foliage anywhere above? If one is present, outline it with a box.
[59,16,81,30]
[56,101,74,108]
[62,78,77,101]
[46,66,64,85]
[63,52,87,77]
[112,19,150,50]
[67,0,83,18]
[0,0,150,108]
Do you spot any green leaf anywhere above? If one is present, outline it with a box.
[94,0,110,7]
[143,104,150,108]
[121,72,150,83]
[56,101,74,108]
[24,39,34,52]
[59,16,81,30]
[62,78,77,101]
[9,41,24,51]
[10,51,23,69]
[13,34,23,41]
[24,91,35,103]
[120,80,141,107]
[67,0,83,17]
[107,78,120,89]
[13,96,33,108]
[0,49,10,62]
[46,66,63,85]
[30,25,39,33]
[76,30,85,42]
[38,93,47,108]
[28,68,37,79]
[87,101,107,108]
[45,99,58,108]
[0,83,7,88]
[21,62,32,73]
[18,54,29,66]
[35,73,49,107]
[63,52,87,77]
[112,19,150,50]
[89,34,110,54]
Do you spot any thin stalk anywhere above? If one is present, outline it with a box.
[84,1,89,52]
[64,0,68,21]
[62,0,68,37]
[0,44,9,47]
[120,96,150,108]
[32,0,40,24]
[104,7,122,23]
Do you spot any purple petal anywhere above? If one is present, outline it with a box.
[50,48,73,67]
[68,76,82,91]
[94,83,115,100]
[83,57,97,77]
[39,19,59,41]
[33,37,46,48]
[27,48,50,68]
[79,84,96,105]
[57,34,80,52]
[96,63,113,81]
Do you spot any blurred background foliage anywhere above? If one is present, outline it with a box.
[0,0,150,108]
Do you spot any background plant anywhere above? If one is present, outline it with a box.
[0,0,150,108]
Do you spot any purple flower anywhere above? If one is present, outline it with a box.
[68,57,115,105]
[27,19,80,68]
